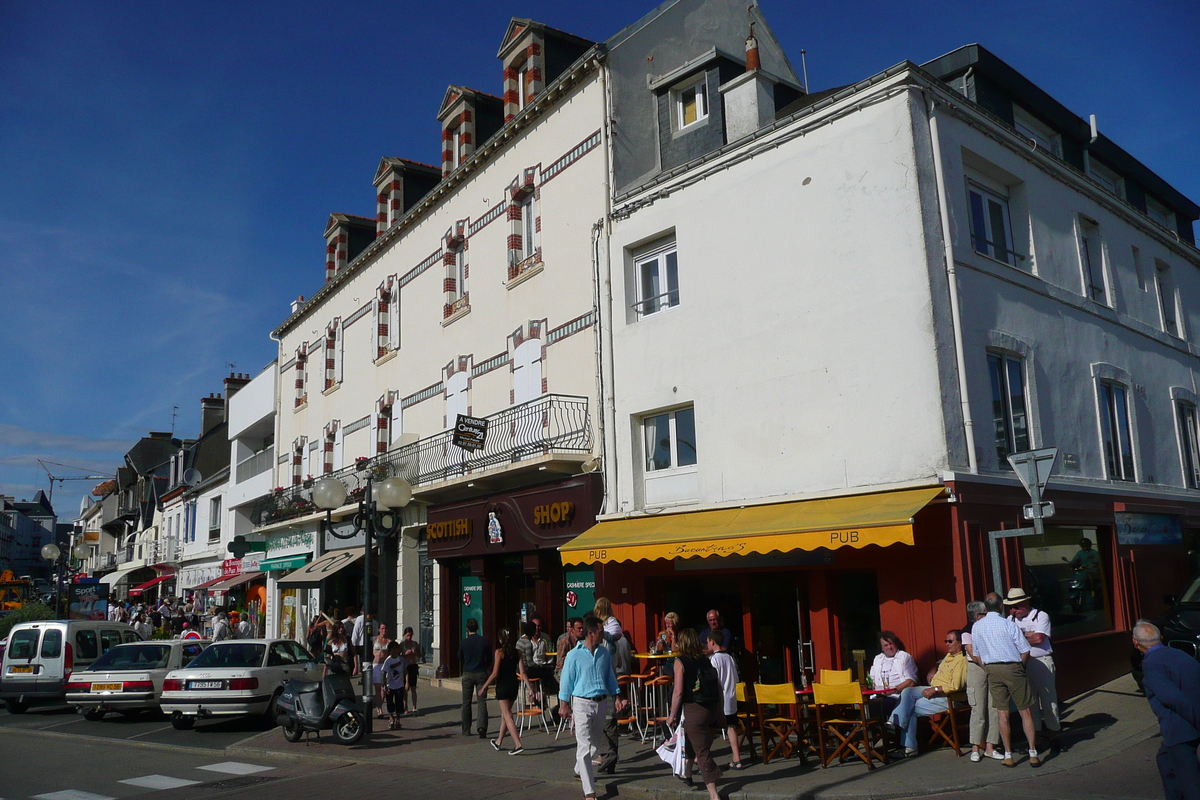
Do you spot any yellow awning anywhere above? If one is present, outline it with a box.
[560,486,943,565]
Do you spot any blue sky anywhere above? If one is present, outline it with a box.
[2,0,1197,521]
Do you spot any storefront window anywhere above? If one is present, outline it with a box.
[1021,525,1111,640]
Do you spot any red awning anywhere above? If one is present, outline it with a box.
[188,575,229,590]
[206,572,263,592]
[128,574,175,596]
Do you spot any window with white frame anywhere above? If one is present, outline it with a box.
[512,338,543,406]
[1146,196,1176,230]
[445,371,469,430]
[208,496,222,541]
[518,63,530,110]
[1098,381,1135,481]
[1177,401,1200,489]
[1078,217,1108,304]
[520,194,537,260]
[676,76,708,129]
[1155,259,1181,337]
[987,352,1030,465]
[643,406,697,472]
[1012,106,1061,157]
[633,239,679,318]
[1087,158,1124,199]
[451,245,466,302]
[967,181,1018,266]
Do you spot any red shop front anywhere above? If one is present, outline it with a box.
[429,473,602,678]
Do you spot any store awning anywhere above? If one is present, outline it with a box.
[259,554,311,572]
[128,574,175,596]
[99,566,141,586]
[207,571,264,592]
[278,547,364,588]
[559,486,944,566]
[188,575,228,591]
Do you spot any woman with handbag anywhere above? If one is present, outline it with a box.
[667,628,723,800]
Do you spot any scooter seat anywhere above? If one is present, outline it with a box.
[291,680,322,694]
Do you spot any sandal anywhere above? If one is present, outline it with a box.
[729,760,745,770]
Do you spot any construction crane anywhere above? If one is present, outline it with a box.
[37,460,113,505]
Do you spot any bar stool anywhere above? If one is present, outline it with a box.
[616,675,638,738]
[644,673,674,746]
[516,677,550,736]
[629,668,656,740]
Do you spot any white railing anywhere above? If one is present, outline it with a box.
[236,446,275,483]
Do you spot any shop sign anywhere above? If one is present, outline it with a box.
[1115,512,1181,545]
[68,583,109,621]
[487,512,503,544]
[453,414,488,452]
[429,518,472,541]
[533,501,575,527]
[324,519,366,549]
[461,576,483,639]
[222,558,242,577]
[242,554,262,572]
[564,566,595,619]
[267,530,314,555]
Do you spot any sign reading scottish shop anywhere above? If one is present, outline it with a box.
[453,414,488,452]
[426,474,602,560]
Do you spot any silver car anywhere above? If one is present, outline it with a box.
[159,639,320,730]
[66,639,209,720]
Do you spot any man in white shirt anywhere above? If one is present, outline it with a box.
[707,630,745,768]
[972,592,1040,767]
[351,610,366,674]
[1006,588,1060,749]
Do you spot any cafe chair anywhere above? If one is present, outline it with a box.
[924,691,970,756]
[616,675,638,737]
[753,682,805,764]
[516,677,550,736]
[819,669,854,685]
[630,667,657,741]
[734,682,757,761]
[812,681,888,770]
[644,674,674,745]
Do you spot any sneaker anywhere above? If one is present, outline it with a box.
[970,751,982,763]
[904,748,919,758]
[509,747,524,755]
[986,751,1005,761]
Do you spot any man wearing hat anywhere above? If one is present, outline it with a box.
[1006,588,1060,750]
[970,592,1041,767]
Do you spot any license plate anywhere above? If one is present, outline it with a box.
[9,666,33,674]
[188,680,223,690]
[91,683,122,691]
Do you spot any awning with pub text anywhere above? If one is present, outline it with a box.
[558,486,943,566]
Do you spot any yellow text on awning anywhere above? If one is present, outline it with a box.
[559,486,943,566]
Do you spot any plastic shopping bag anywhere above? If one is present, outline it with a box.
[655,713,687,777]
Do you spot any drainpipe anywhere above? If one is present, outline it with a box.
[595,55,620,515]
[926,98,978,474]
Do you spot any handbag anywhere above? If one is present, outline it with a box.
[655,710,687,777]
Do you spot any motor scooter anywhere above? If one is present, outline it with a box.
[276,655,365,744]
[1061,557,1092,612]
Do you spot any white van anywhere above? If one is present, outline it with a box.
[0,620,142,713]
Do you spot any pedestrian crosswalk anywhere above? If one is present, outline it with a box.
[27,762,276,800]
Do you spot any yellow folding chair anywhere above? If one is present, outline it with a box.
[812,681,888,770]
[753,682,805,764]
[819,669,854,684]
[925,690,970,756]
[734,682,757,760]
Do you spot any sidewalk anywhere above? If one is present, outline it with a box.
[227,674,1159,800]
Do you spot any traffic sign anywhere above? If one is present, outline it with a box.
[1023,501,1055,520]
[1007,448,1058,501]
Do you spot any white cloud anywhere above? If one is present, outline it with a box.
[0,424,131,454]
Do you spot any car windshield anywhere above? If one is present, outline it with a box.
[187,643,265,669]
[87,644,172,670]
[1180,577,1200,604]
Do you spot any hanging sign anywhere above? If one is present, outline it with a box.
[453,414,488,452]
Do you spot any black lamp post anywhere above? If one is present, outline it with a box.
[312,471,412,737]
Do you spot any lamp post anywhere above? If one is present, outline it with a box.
[41,543,62,618]
[312,470,412,737]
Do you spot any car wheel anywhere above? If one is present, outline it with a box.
[332,710,364,745]
[5,699,28,714]
[170,711,195,730]
[83,708,106,721]
[282,722,304,743]
[262,690,282,728]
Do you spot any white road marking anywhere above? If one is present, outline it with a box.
[32,792,115,800]
[126,725,174,740]
[119,775,201,790]
[196,762,275,775]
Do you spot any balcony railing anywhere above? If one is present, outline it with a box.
[236,446,275,483]
[252,394,591,527]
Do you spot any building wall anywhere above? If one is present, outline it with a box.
[606,82,948,514]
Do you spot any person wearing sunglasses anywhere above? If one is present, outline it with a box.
[889,629,969,758]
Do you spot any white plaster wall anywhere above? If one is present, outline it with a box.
[607,86,948,511]
[934,106,1200,486]
[228,364,277,439]
[275,75,606,484]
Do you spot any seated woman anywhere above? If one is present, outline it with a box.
[869,630,918,717]
[654,611,681,675]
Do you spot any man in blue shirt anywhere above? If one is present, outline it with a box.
[559,616,626,800]
[972,592,1039,767]
[1134,620,1200,800]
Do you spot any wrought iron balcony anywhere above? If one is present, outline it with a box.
[252,394,592,527]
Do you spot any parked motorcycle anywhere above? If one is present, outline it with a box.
[276,655,364,744]
[1062,557,1093,612]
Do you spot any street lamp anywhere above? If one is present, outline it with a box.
[312,471,412,737]
[41,543,61,617]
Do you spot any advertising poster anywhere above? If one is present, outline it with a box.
[68,582,109,621]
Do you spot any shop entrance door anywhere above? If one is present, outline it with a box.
[494,557,536,634]
[749,573,805,685]
[835,571,881,677]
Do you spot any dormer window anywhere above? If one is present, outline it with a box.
[677,77,709,129]
[1012,105,1060,157]
[1087,157,1125,199]
[497,18,591,123]
[1146,196,1176,231]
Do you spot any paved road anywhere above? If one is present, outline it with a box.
[0,703,271,752]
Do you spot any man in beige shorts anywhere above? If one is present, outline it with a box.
[969,592,1041,767]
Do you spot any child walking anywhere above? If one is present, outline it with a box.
[706,630,744,769]
[382,642,406,731]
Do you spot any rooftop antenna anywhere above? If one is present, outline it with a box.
[226,361,236,374]
[801,49,809,93]
[171,405,179,435]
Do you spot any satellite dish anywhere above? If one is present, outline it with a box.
[182,469,203,487]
